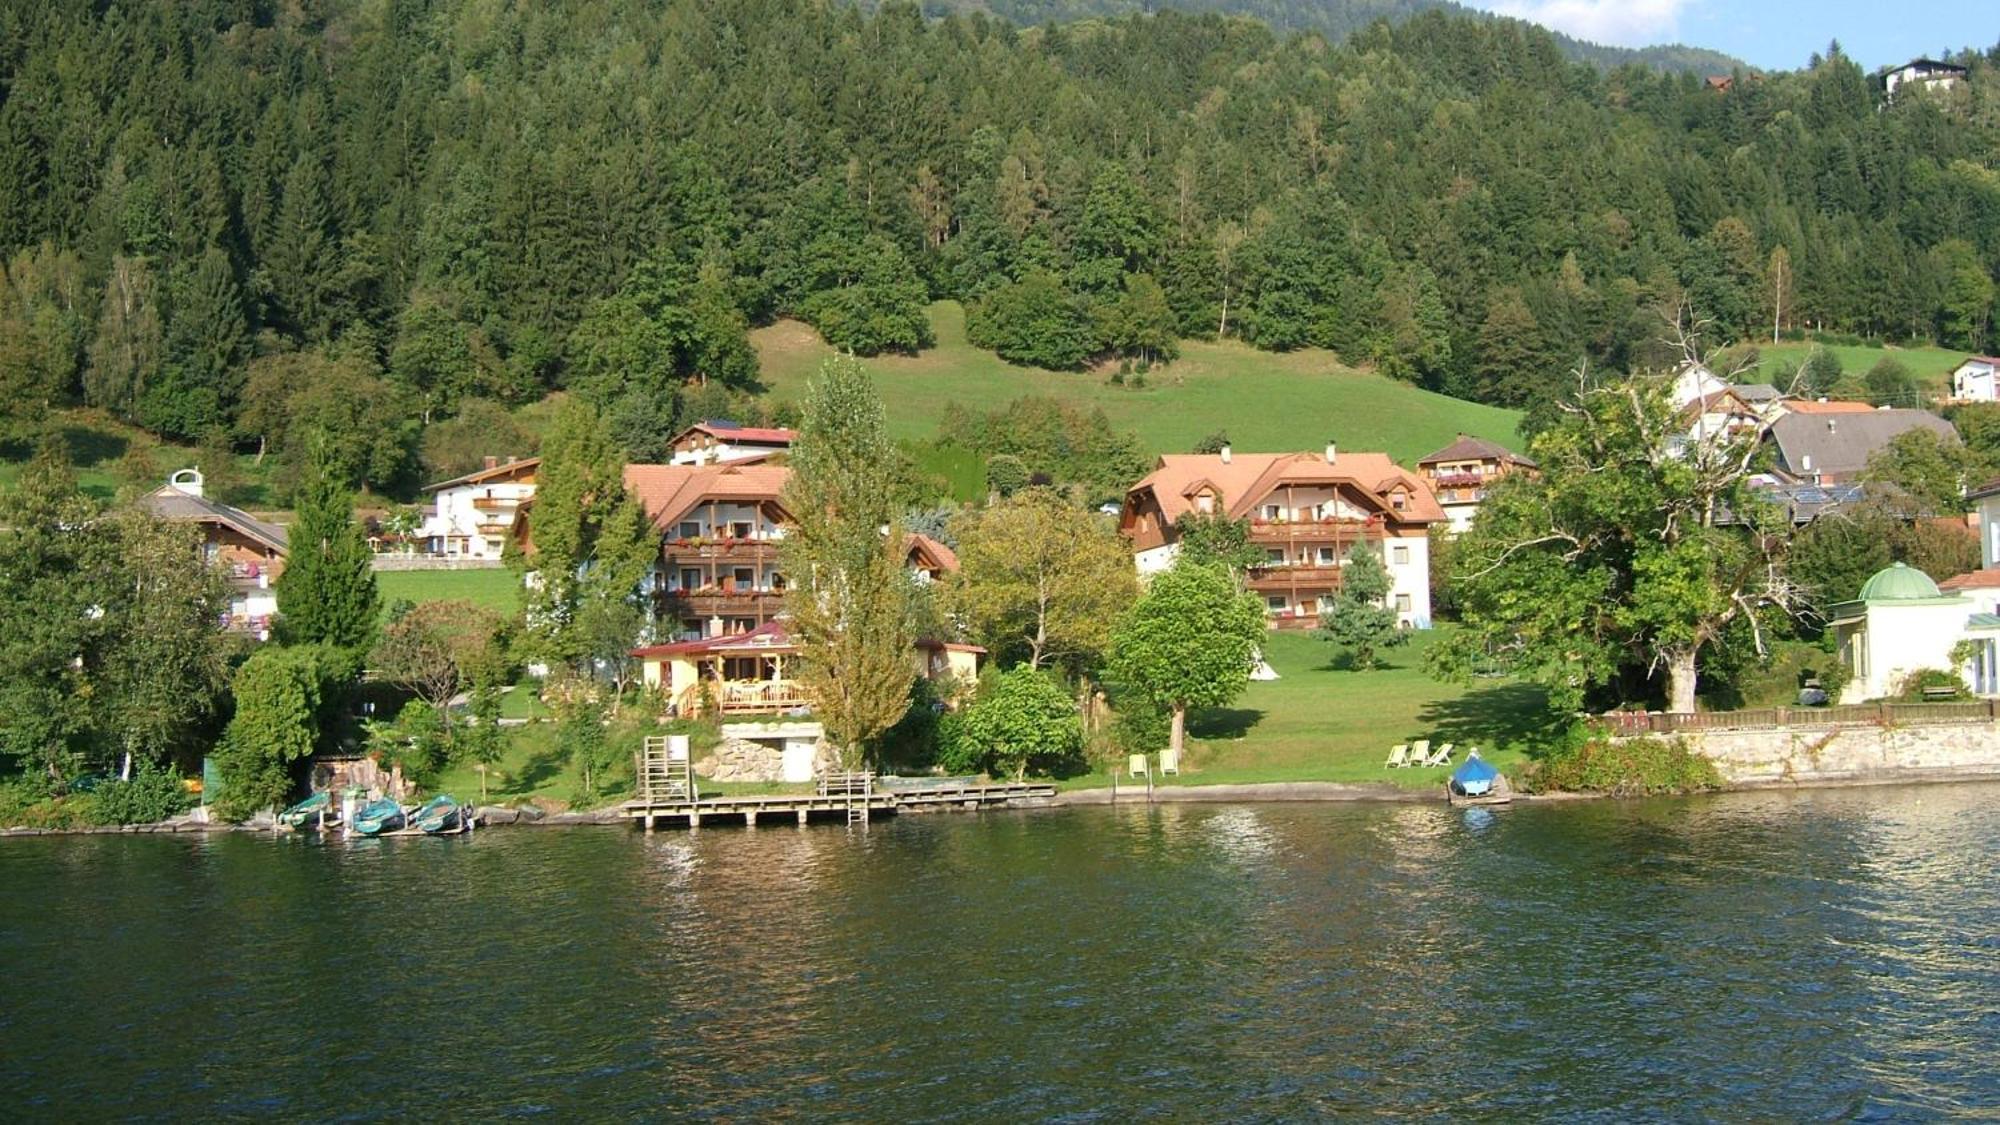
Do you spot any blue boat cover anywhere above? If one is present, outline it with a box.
[1452,755,1499,796]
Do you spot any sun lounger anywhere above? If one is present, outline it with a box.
[1159,748,1180,775]
[1384,744,1409,768]
[1422,743,1454,767]
[1128,753,1149,779]
[1409,740,1430,767]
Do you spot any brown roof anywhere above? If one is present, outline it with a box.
[672,421,798,446]
[1416,433,1537,469]
[1941,568,2000,591]
[423,456,541,492]
[623,462,793,530]
[1129,451,1445,526]
[1782,400,1875,415]
[907,533,959,573]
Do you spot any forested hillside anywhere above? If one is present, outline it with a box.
[2,1,1997,498]
[888,0,1745,73]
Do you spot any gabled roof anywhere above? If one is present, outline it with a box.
[1768,410,1957,478]
[1129,451,1444,526]
[624,463,793,530]
[1733,383,1783,402]
[907,533,959,573]
[1885,57,1968,75]
[1782,399,1876,415]
[142,484,289,554]
[672,420,798,446]
[1415,433,1536,469]
[1956,356,2000,368]
[423,456,540,493]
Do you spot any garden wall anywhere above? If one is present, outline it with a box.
[1668,722,2000,787]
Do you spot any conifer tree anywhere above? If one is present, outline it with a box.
[1315,546,1407,670]
[276,439,380,653]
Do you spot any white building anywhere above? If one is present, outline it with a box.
[667,420,797,466]
[1951,356,2000,403]
[1832,563,2000,702]
[419,456,539,560]
[140,469,289,639]
[1883,58,1967,100]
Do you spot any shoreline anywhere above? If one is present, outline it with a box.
[11,766,2000,837]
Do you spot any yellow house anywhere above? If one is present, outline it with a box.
[634,620,983,718]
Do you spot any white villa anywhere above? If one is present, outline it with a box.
[1832,563,2000,703]
[419,456,538,560]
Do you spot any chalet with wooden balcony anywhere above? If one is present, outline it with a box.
[906,533,959,583]
[420,456,539,560]
[667,419,797,466]
[141,469,288,640]
[1119,444,1443,628]
[1415,434,1538,535]
[623,462,796,640]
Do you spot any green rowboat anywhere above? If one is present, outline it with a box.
[278,790,332,830]
[413,794,462,835]
[352,797,405,836]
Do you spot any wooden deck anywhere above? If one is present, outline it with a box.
[622,781,1056,829]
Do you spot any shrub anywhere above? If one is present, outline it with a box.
[950,668,1084,780]
[91,763,195,824]
[1896,668,1966,701]
[1525,734,1722,796]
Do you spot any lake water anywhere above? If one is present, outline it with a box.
[3,787,1997,1120]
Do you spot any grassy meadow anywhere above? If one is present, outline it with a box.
[1057,627,1559,793]
[1735,340,1966,396]
[755,302,1526,463]
[376,567,523,617]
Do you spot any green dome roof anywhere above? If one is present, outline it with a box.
[1859,562,1942,601]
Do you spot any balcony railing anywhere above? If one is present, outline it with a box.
[470,496,513,510]
[1246,564,1344,592]
[675,679,808,717]
[665,535,782,559]
[1248,516,1383,541]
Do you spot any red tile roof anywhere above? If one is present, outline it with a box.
[1782,400,1875,415]
[1940,568,2000,591]
[622,463,793,530]
[1129,451,1445,526]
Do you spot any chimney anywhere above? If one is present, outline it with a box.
[483,456,499,470]
[1325,441,1338,465]
[1219,444,1232,464]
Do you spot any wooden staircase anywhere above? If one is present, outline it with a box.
[637,735,696,804]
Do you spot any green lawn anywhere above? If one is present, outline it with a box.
[376,567,523,617]
[755,302,1525,463]
[1064,628,1562,792]
[1737,340,1965,396]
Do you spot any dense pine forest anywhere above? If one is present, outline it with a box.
[3,0,1998,496]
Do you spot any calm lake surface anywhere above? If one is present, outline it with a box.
[4,787,1998,1120]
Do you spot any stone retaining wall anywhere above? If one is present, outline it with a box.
[1667,721,2000,787]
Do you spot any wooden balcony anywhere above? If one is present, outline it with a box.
[665,588,785,617]
[1246,565,1344,593]
[470,496,513,510]
[1248,517,1382,542]
[664,536,782,560]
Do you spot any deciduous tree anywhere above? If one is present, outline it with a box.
[949,488,1137,671]
[1108,560,1266,760]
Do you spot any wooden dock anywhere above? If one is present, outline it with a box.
[624,740,1055,830]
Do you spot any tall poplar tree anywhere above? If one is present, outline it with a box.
[276,440,380,654]
[781,356,917,768]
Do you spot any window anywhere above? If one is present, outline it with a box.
[732,567,755,587]
[1195,493,1214,513]
[1395,594,1412,613]
[1317,546,1336,565]
[678,568,702,591]
[1266,596,1288,611]
[1262,504,1282,520]
[1391,545,1410,565]
[1390,492,1406,510]
[678,521,702,539]
[1266,548,1287,564]
[730,521,753,539]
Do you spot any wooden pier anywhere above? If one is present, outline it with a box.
[625,738,1054,830]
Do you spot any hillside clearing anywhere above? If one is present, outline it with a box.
[755,302,1525,462]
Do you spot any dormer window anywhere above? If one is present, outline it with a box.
[1195,492,1215,514]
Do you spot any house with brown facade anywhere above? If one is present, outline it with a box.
[141,469,288,639]
[1414,434,1538,535]
[1119,444,1443,628]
